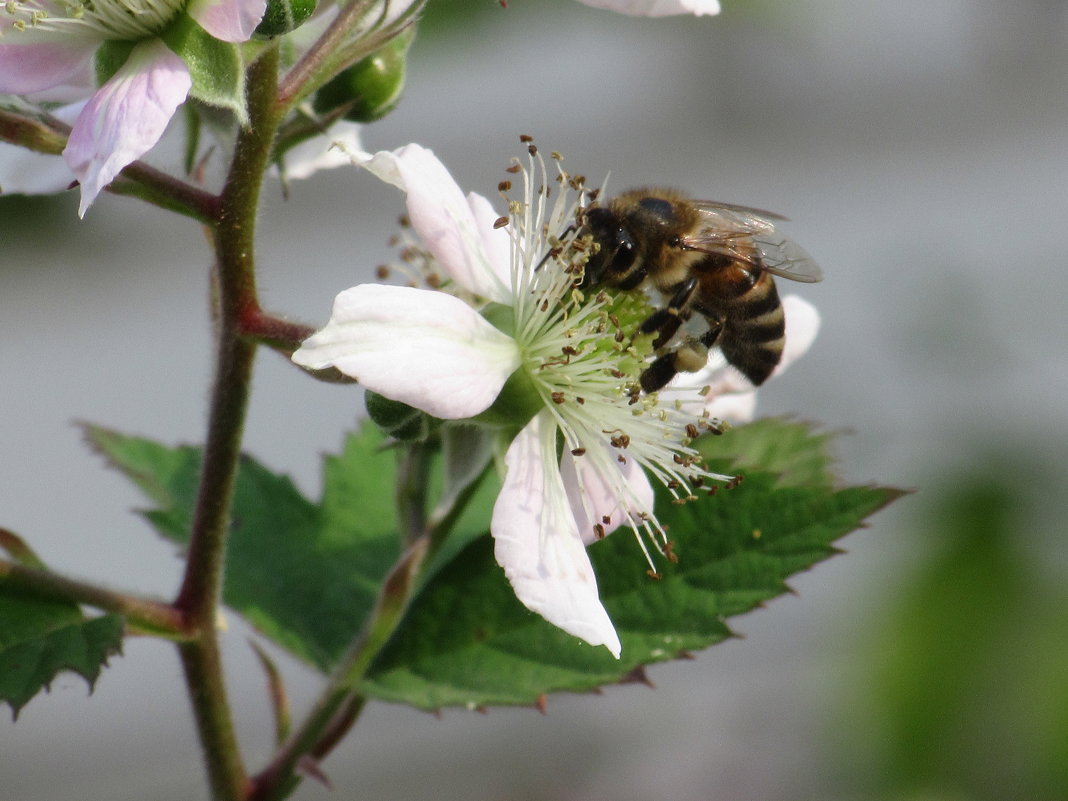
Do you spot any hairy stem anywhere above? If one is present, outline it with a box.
[172,45,284,801]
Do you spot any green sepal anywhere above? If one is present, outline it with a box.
[161,15,248,125]
[254,0,317,37]
[365,391,435,441]
[95,40,137,86]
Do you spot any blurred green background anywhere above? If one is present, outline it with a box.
[2,0,1067,799]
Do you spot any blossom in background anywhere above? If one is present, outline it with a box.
[0,0,265,214]
[293,143,819,656]
[576,0,720,16]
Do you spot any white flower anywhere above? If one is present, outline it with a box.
[0,0,265,214]
[271,121,365,182]
[293,142,813,657]
[575,0,720,16]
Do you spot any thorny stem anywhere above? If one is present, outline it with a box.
[248,538,427,801]
[172,44,283,801]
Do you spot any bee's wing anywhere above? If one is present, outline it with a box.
[692,199,790,224]
[681,201,823,284]
[752,234,823,283]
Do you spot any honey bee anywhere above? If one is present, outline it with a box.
[580,188,822,393]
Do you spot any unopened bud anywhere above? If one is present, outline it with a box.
[313,28,414,122]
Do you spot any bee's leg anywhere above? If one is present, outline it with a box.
[698,317,724,349]
[638,277,699,349]
[639,354,681,393]
[639,316,724,394]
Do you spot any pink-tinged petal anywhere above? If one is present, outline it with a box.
[292,284,520,420]
[492,412,622,657]
[355,145,511,303]
[561,446,655,545]
[575,0,720,16]
[0,41,95,95]
[467,190,512,290]
[63,40,191,216]
[188,0,267,42]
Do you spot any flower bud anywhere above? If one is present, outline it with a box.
[313,28,414,122]
[254,0,317,38]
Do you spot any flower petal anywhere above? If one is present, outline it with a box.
[63,39,191,216]
[274,121,362,181]
[704,386,758,423]
[292,284,521,420]
[188,0,267,42]
[561,446,655,545]
[0,41,95,95]
[492,412,622,657]
[575,0,720,16]
[466,190,512,289]
[354,144,511,302]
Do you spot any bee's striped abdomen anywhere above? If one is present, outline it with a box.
[719,271,786,386]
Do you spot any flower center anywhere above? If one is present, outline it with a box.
[3,0,186,41]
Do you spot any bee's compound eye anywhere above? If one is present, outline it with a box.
[584,208,637,281]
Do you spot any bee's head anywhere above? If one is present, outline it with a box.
[580,206,637,288]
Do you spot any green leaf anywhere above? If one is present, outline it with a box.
[85,424,402,671]
[361,420,903,709]
[0,533,123,718]
[697,417,838,488]
[162,15,248,124]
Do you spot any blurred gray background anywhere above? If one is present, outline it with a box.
[3,0,1068,799]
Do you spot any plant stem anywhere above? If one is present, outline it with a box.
[247,537,427,801]
[247,437,491,799]
[108,161,220,223]
[0,109,218,222]
[0,109,66,154]
[276,0,377,108]
[396,442,431,546]
[171,45,284,801]
[0,559,188,637]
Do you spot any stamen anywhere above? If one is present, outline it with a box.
[2,0,186,39]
